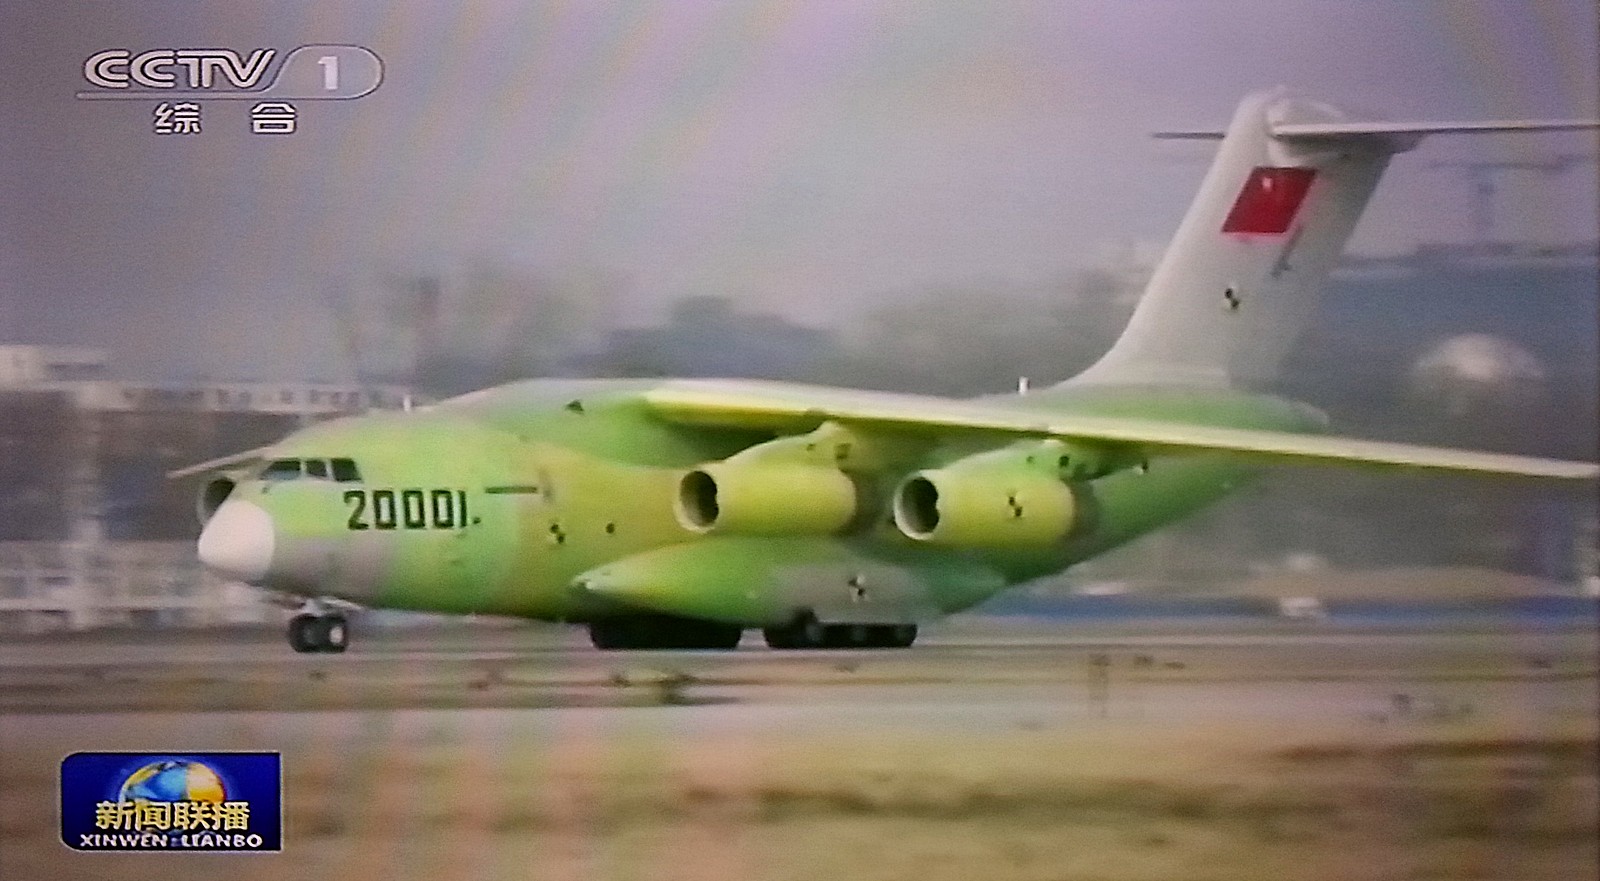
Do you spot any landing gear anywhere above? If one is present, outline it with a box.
[288,612,349,654]
[762,614,917,649]
[877,623,919,649]
[761,614,826,649]
[588,614,744,650]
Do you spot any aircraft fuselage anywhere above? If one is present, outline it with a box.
[196,379,1315,635]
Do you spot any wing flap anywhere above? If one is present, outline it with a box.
[645,380,1598,481]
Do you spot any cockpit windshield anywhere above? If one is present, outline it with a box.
[260,458,363,482]
[261,459,302,481]
[330,458,361,482]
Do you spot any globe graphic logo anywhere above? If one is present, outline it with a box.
[118,760,227,803]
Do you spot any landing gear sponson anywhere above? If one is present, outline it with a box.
[286,599,350,654]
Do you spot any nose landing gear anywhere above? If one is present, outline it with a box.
[287,611,350,653]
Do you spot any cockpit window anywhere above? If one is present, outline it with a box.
[261,459,302,481]
[259,457,359,482]
[330,458,362,482]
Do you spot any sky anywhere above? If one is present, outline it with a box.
[1,0,1596,380]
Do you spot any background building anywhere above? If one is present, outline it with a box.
[0,345,409,632]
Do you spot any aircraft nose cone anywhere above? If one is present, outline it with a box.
[198,500,276,583]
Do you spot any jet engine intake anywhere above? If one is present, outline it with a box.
[892,449,1080,547]
[674,463,858,536]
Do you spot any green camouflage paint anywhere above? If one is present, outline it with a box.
[216,380,1313,625]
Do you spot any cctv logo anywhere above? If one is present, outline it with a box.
[84,49,277,90]
[79,45,382,103]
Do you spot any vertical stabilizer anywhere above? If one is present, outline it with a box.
[1072,89,1391,388]
[1067,89,1596,389]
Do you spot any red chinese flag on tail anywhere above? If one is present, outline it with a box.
[1222,166,1316,234]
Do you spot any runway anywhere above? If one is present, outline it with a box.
[3,620,1596,881]
[2,620,1595,719]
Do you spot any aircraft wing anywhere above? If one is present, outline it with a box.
[644,380,1598,481]
[166,445,277,480]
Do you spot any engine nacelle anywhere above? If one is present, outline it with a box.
[892,443,1081,547]
[674,462,858,536]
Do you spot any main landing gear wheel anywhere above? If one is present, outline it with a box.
[762,616,917,650]
[288,613,350,654]
[878,624,918,649]
[588,614,744,650]
[762,614,826,649]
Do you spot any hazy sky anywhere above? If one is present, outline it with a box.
[2,1,1595,380]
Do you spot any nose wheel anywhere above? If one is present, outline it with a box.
[288,613,350,653]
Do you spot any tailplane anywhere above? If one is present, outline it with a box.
[1068,88,1597,389]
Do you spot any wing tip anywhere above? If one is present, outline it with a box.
[1468,460,1599,481]
[1564,463,1600,481]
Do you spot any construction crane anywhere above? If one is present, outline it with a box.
[1428,153,1596,242]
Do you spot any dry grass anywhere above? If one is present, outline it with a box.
[4,718,1595,881]
[4,626,1593,879]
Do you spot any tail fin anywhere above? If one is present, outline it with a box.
[1069,88,1598,388]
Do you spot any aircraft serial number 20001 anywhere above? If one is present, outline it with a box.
[342,489,471,532]
[176,89,1599,654]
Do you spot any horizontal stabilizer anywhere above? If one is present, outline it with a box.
[1151,130,1228,140]
[1273,118,1600,140]
[645,380,1600,481]
[1155,118,1599,142]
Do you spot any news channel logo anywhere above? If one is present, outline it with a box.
[60,752,282,852]
[75,45,382,136]
[77,45,383,100]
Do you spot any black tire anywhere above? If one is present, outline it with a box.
[287,614,317,653]
[693,622,743,650]
[844,624,918,648]
[589,619,632,650]
[288,613,352,653]
[886,624,918,648]
[761,627,796,649]
[593,615,742,650]
[682,618,743,650]
[318,614,350,653]
[838,624,874,648]
[764,613,827,649]
[766,620,916,650]
[799,616,827,648]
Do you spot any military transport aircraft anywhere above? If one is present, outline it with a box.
[174,89,1599,653]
